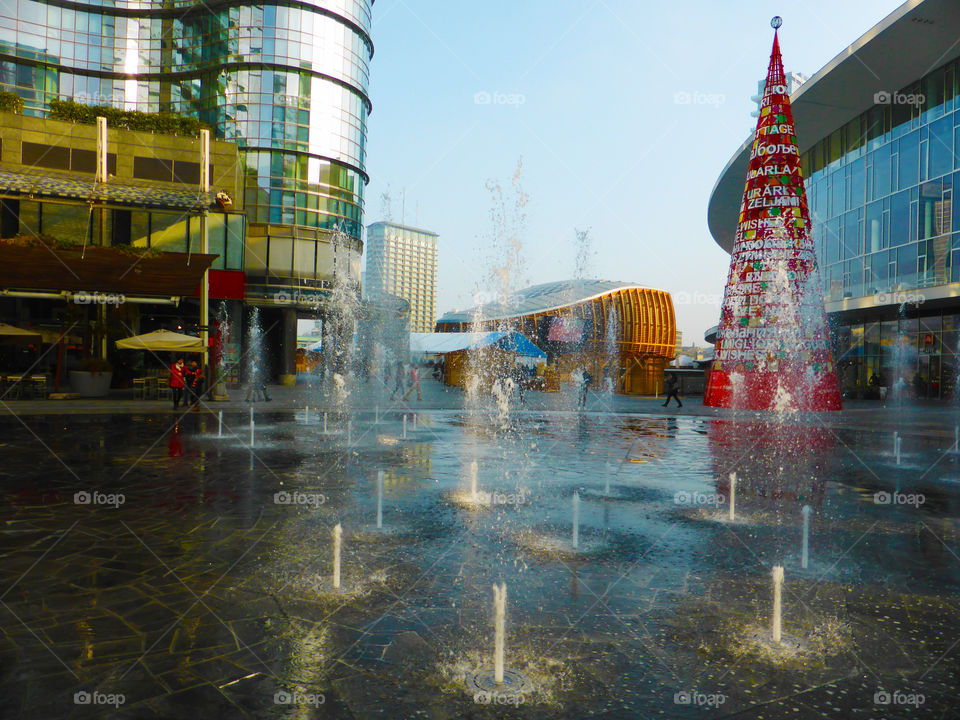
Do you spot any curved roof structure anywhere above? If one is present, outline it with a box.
[708,0,960,253]
[436,279,662,324]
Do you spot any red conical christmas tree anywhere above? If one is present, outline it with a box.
[704,21,841,411]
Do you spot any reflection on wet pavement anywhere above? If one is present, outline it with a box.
[1,409,958,718]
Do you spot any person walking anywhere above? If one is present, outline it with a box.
[662,373,682,408]
[189,361,205,410]
[577,369,592,409]
[404,363,422,401]
[511,364,526,404]
[391,360,405,399]
[183,361,197,406]
[169,358,186,409]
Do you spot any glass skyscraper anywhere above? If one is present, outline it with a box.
[0,0,372,280]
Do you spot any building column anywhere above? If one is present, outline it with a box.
[280,307,297,386]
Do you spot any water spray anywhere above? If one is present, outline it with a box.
[572,491,580,550]
[377,470,384,529]
[332,523,342,589]
[801,505,812,569]
[728,472,737,522]
[771,565,784,642]
[493,582,506,684]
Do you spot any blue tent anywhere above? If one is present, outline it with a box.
[410,331,546,360]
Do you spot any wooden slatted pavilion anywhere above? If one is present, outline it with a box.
[434,280,677,394]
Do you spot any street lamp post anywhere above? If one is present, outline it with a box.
[199,130,211,391]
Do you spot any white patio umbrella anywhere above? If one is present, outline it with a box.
[115,329,205,353]
[0,323,42,344]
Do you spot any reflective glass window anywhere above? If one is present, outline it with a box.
[929,114,953,178]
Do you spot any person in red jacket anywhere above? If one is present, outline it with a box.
[169,358,186,409]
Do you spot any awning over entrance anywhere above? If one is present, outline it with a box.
[0,167,213,210]
[0,244,216,297]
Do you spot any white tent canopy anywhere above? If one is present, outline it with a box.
[115,329,205,353]
[410,331,546,357]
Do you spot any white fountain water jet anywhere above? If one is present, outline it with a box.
[402,415,407,439]
[470,460,478,502]
[377,470,384,529]
[218,410,222,437]
[801,505,812,569]
[728,472,737,522]
[249,407,255,448]
[493,582,506,684]
[323,412,328,434]
[895,434,902,465]
[413,413,418,429]
[771,565,784,642]
[347,419,353,445]
[305,406,309,424]
[572,491,580,549]
[332,523,342,589]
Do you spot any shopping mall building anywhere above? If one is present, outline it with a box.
[708,0,960,399]
[0,0,373,382]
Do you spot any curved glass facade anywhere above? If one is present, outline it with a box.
[802,59,959,301]
[800,57,960,398]
[0,0,372,240]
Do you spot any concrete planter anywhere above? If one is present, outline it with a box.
[69,371,113,397]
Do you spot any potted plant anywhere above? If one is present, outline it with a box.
[69,357,113,397]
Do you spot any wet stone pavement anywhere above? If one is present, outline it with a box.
[0,401,959,719]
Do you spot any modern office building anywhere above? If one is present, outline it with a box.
[0,109,245,388]
[0,0,374,381]
[708,0,960,400]
[435,279,676,394]
[365,221,438,333]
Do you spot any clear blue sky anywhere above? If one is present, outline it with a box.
[363,0,905,344]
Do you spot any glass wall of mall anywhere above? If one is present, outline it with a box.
[832,310,960,399]
[802,56,960,302]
